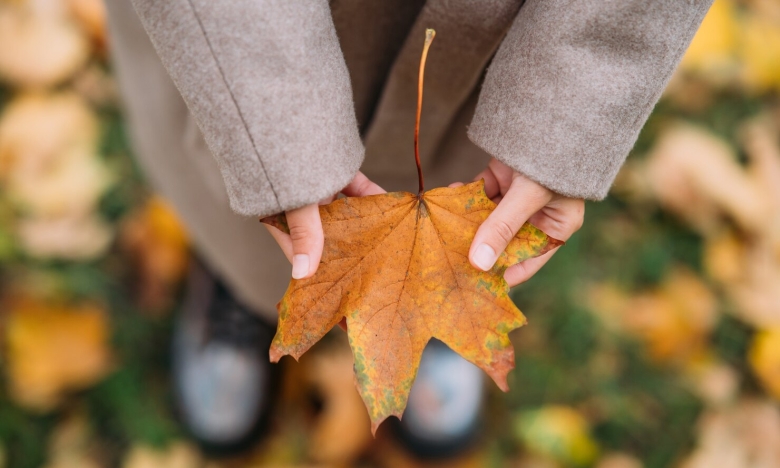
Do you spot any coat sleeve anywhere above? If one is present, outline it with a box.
[128,0,364,217]
[468,0,713,200]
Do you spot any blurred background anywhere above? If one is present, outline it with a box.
[0,0,779,467]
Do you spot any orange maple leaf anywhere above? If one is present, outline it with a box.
[261,29,562,432]
[263,182,561,432]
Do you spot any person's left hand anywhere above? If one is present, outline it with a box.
[453,158,585,287]
[264,171,385,280]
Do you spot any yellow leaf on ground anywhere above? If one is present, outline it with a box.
[749,329,780,399]
[514,406,599,467]
[679,0,739,83]
[4,297,112,411]
[588,269,718,365]
[704,230,780,328]
[740,13,780,93]
[703,231,746,286]
[120,197,189,312]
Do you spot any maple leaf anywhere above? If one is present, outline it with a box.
[262,182,561,431]
[262,29,562,432]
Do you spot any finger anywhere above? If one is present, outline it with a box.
[504,199,584,286]
[504,249,559,287]
[474,167,500,199]
[341,171,386,197]
[286,203,324,279]
[469,178,552,271]
[527,198,585,242]
[448,182,465,188]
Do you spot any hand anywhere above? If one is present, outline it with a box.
[264,171,385,280]
[460,158,584,287]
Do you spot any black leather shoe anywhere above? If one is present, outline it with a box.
[391,339,485,459]
[172,259,279,454]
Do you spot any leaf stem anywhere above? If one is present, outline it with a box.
[415,28,435,195]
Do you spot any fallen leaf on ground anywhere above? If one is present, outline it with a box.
[727,241,780,327]
[373,431,491,468]
[3,296,112,411]
[634,269,719,364]
[748,0,780,24]
[119,197,189,312]
[9,149,113,218]
[0,92,98,183]
[262,180,561,432]
[0,1,89,88]
[303,338,372,464]
[678,0,739,85]
[17,213,113,260]
[741,118,780,253]
[122,442,202,468]
[740,13,780,94]
[749,329,780,399]
[67,0,106,50]
[705,231,780,328]
[44,412,102,468]
[511,455,560,468]
[594,453,643,468]
[651,118,780,328]
[514,406,600,467]
[0,93,111,225]
[684,358,740,407]
[587,268,718,365]
[645,124,767,236]
[703,231,746,286]
[681,399,780,468]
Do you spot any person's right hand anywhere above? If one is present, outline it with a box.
[263,171,385,280]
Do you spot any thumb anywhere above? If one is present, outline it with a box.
[286,203,324,279]
[469,178,551,271]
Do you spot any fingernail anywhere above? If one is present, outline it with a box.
[292,254,309,279]
[472,243,497,271]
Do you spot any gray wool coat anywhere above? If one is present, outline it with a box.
[107,0,712,315]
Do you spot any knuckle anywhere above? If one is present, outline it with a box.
[556,217,582,236]
[492,219,517,244]
[357,178,372,195]
[529,188,551,205]
[288,224,313,244]
[509,180,549,205]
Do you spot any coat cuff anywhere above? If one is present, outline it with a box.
[468,0,712,200]
[131,0,364,217]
